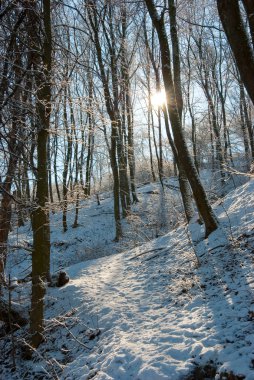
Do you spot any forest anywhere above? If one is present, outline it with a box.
[0,0,254,379]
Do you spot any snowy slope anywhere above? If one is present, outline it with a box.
[6,181,180,278]
[1,178,254,380]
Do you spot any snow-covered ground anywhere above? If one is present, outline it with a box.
[1,175,254,379]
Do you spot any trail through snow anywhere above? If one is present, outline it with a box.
[59,229,202,380]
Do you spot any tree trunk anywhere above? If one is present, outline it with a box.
[62,89,72,232]
[120,10,139,203]
[29,0,51,348]
[146,66,157,182]
[0,25,23,290]
[107,5,130,218]
[240,84,251,169]
[0,161,18,289]
[186,36,199,171]
[47,137,54,205]
[242,0,254,50]
[126,85,139,202]
[240,82,254,161]
[148,107,156,182]
[53,134,61,203]
[87,1,122,239]
[163,106,195,222]
[217,0,254,105]
[84,73,94,197]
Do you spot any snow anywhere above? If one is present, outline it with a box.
[1,176,254,379]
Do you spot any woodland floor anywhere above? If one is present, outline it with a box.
[1,173,254,379]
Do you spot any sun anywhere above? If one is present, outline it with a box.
[151,90,166,108]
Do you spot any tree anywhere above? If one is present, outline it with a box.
[28,0,52,348]
[86,0,122,239]
[144,0,218,237]
[0,2,29,290]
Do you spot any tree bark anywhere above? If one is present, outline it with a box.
[217,0,254,105]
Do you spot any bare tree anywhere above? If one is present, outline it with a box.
[144,0,218,237]
[28,0,52,348]
[0,2,29,289]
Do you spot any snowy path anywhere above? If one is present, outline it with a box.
[61,231,200,379]
[59,218,254,380]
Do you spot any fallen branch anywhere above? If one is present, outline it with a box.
[90,212,114,217]
[208,244,229,254]
[164,183,180,191]
[129,246,168,260]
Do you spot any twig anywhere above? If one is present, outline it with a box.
[6,244,33,253]
[224,165,254,178]
[51,318,91,350]
[129,246,168,260]
[8,275,16,370]
[143,254,160,262]
[19,338,62,379]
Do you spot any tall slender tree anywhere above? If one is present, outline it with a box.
[144,0,218,237]
[29,0,52,348]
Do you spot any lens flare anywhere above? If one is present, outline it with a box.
[151,90,166,108]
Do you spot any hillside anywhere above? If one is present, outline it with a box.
[1,177,254,380]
